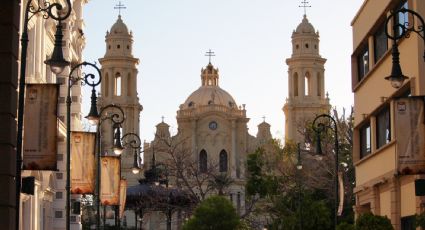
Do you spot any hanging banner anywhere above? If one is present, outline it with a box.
[119,179,127,218]
[101,156,120,205]
[395,98,425,174]
[71,131,96,194]
[23,84,59,170]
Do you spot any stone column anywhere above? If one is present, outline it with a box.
[231,120,237,178]
[191,120,197,162]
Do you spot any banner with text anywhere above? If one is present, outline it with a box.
[101,156,120,205]
[119,179,127,218]
[23,84,59,170]
[71,131,96,194]
[395,97,425,174]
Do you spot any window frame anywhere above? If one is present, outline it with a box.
[373,22,388,63]
[359,122,371,159]
[357,44,369,82]
[376,105,391,149]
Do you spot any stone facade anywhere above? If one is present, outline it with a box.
[283,15,330,144]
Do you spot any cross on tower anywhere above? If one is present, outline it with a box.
[205,49,215,64]
[114,1,126,16]
[299,0,311,15]
[161,116,165,123]
[262,116,266,123]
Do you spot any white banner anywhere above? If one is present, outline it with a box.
[71,132,96,194]
[119,179,127,218]
[23,84,59,170]
[101,156,120,205]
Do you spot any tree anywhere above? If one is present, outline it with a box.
[355,213,393,230]
[182,196,240,230]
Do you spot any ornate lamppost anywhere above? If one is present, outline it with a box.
[17,1,71,229]
[384,8,425,88]
[67,62,101,230]
[96,104,126,229]
[115,132,142,228]
[312,114,339,229]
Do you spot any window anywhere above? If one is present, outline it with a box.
[374,22,388,62]
[357,45,369,81]
[115,72,121,96]
[376,106,391,149]
[293,73,299,96]
[219,150,228,172]
[401,215,415,230]
[395,0,409,37]
[304,72,311,96]
[360,122,371,158]
[199,150,207,173]
[56,172,63,180]
[55,211,63,219]
[55,191,63,199]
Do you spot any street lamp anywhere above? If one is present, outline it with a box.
[67,61,101,230]
[120,132,142,174]
[16,1,71,229]
[96,104,126,229]
[312,114,340,229]
[384,8,425,88]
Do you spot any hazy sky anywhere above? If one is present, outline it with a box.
[82,0,365,143]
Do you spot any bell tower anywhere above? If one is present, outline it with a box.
[98,14,142,186]
[283,14,330,143]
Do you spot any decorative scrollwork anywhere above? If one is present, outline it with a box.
[69,61,102,88]
[121,133,142,150]
[312,114,335,134]
[99,104,125,125]
[385,8,425,42]
[26,0,72,23]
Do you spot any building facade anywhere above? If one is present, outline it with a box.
[142,61,272,230]
[16,0,89,229]
[351,0,425,229]
[283,14,330,143]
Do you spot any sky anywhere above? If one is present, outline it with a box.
[82,0,365,143]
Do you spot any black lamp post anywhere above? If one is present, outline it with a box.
[312,114,339,229]
[17,1,71,229]
[96,104,126,229]
[296,143,303,230]
[384,8,425,88]
[117,132,142,228]
[67,62,101,230]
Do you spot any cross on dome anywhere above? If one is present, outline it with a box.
[114,1,126,16]
[299,0,311,16]
[205,49,215,64]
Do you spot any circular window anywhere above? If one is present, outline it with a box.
[209,121,218,130]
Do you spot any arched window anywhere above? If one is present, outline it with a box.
[199,150,208,173]
[304,71,311,96]
[219,150,228,172]
[293,73,299,97]
[115,72,121,96]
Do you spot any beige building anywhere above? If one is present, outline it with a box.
[283,14,330,143]
[351,0,425,229]
[142,61,272,229]
[17,0,89,229]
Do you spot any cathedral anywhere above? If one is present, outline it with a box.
[99,10,329,230]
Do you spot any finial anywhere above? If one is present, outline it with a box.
[205,49,215,64]
[299,0,311,16]
[114,1,126,16]
[262,116,266,123]
[161,116,165,123]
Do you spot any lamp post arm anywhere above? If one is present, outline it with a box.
[99,104,125,125]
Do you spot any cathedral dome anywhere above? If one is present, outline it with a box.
[183,62,237,109]
[295,15,315,34]
[110,15,129,35]
[184,86,237,109]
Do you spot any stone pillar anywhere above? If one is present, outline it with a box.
[0,1,20,229]
[231,120,237,178]
[390,177,401,230]
[191,120,197,162]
